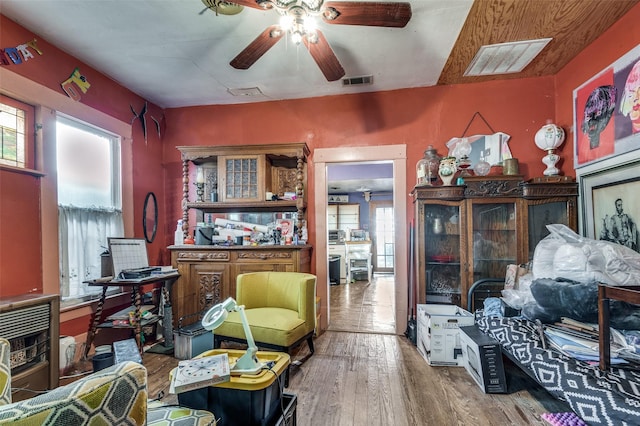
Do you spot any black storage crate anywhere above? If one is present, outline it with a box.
[178,376,286,426]
[272,393,297,426]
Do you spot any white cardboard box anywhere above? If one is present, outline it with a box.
[416,304,474,366]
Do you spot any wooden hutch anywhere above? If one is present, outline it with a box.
[169,143,311,326]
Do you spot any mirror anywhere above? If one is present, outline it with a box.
[445,132,512,169]
[143,192,157,243]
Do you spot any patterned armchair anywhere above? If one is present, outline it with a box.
[0,337,216,425]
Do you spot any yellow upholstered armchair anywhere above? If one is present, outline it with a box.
[213,272,317,358]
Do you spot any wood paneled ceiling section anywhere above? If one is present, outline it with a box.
[440,0,640,85]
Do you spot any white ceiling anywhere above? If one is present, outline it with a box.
[0,0,474,108]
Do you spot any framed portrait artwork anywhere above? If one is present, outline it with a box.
[573,44,640,169]
[580,160,640,254]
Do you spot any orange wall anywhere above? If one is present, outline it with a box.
[163,77,557,267]
[0,171,42,295]
[0,16,166,335]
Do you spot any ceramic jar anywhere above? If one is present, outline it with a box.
[438,157,457,186]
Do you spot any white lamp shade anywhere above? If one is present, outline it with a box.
[534,123,565,151]
[452,138,472,159]
[201,305,228,330]
[201,296,236,330]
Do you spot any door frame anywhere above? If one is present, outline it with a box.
[314,145,407,335]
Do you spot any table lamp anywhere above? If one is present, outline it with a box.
[534,120,565,176]
[201,297,264,375]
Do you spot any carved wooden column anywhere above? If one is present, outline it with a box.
[181,157,189,237]
[296,154,305,239]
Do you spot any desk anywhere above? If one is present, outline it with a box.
[598,284,640,370]
[83,272,179,358]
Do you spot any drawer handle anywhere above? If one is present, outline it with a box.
[198,253,206,260]
[260,254,267,260]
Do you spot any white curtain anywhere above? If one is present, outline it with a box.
[58,205,124,300]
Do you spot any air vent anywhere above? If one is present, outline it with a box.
[0,304,50,339]
[228,87,264,97]
[464,38,552,77]
[342,75,373,86]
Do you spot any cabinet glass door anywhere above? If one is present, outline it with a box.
[423,203,462,305]
[527,201,569,261]
[470,202,517,282]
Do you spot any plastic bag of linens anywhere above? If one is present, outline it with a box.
[532,224,640,286]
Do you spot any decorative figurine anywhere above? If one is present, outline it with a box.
[438,156,457,186]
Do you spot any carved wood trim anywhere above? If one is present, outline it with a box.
[237,251,293,260]
[198,272,222,312]
[177,251,230,261]
[464,179,523,197]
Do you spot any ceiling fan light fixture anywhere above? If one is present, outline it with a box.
[464,38,552,77]
[200,0,244,15]
[291,31,304,44]
[280,15,294,31]
[303,16,317,33]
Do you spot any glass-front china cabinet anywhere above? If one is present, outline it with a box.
[413,176,577,309]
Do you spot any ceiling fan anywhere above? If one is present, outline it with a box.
[221,0,412,81]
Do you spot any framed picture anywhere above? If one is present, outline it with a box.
[573,44,640,169]
[580,160,640,254]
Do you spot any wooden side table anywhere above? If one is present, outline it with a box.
[598,283,640,370]
[83,272,179,359]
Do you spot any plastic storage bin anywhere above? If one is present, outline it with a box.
[272,393,297,426]
[174,321,214,360]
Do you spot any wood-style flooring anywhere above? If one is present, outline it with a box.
[144,273,571,425]
[328,273,396,334]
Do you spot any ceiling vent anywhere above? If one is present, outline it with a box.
[342,75,373,86]
[464,38,552,77]
[228,87,263,97]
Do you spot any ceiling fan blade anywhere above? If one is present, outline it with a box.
[322,1,411,28]
[230,25,284,70]
[303,30,345,82]
[225,0,272,10]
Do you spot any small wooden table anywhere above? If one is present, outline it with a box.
[598,284,640,370]
[83,272,179,358]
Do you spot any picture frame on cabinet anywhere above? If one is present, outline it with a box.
[573,44,640,168]
[579,159,640,254]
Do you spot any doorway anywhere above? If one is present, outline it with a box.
[313,145,407,336]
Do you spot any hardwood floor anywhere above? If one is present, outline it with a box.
[328,273,395,334]
[144,273,570,425]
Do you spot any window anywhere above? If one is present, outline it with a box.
[328,203,360,234]
[0,95,35,169]
[56,115,123,303]
[374,205,394,270]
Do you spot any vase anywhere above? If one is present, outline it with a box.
[438,157,457,186]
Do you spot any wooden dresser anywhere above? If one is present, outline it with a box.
[169,245,311,327]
